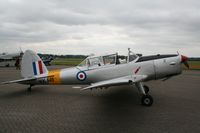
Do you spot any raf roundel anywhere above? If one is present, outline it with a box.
[76,71,87,81]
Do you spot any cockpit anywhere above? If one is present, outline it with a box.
[77,48,139,69]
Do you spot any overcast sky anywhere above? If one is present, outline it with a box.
[0,0,200,56]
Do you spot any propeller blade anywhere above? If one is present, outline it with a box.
[184,61,189,69]
[181,55,189,69]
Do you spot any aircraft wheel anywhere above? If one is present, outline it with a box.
[141,95,153,106]
[143,85,149,94]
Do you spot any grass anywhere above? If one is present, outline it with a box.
[51,58,84,66]
[188,61,200,65]
[182,61,200,70]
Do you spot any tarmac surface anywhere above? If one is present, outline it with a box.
[0,66,200,133]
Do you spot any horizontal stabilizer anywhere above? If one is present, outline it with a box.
[1,50,50,86]
[1,74,48,85]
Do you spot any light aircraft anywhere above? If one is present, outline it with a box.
[1,49,189,106]
[0,51,23,67]
[42,57,54,66]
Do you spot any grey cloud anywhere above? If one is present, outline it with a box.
[0,0,199,56]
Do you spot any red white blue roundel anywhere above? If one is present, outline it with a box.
[76,71,87,81]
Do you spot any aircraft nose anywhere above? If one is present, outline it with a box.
[181,55,188,63]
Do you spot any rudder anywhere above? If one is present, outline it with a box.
[21,50,48,78]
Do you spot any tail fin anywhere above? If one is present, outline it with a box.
[21,50,48,78]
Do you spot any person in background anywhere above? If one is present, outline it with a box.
[15,58,20,70]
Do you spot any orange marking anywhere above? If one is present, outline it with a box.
[190,65,200,69]
[48,69,61,84]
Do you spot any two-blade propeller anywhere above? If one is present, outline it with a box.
[181,55,189,69]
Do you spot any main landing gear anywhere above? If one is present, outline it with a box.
[27,85,34,92]
[135,82,153,106]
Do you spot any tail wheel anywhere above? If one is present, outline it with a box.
[143,85,149,94]
[141,95,153,106]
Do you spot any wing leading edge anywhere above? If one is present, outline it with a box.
[81,75,147,91]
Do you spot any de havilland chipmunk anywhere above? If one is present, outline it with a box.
[1,48,189,106]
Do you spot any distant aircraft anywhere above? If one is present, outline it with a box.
[0,52,23,67]
[41,57,54,66]
[1,49,189,106]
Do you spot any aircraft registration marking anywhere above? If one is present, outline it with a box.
[48,69,61,84]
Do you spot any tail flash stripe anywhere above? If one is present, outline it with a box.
[32,62,37,75]
[38,60,43,74]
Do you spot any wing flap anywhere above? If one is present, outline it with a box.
[81,75,147,91]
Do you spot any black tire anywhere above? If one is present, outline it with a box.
[141,95,153,106]
[143,85,149,94]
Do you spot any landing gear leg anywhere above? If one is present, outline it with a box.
[28,85,33,92]
[135,82,153,106]
[143,85,149,94]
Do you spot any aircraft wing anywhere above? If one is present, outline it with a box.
[0,56,12,60]
[1,74,48,85]
[0,54,15,60]
[81,75,147,91]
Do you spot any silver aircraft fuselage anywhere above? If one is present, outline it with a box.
[31,54,182,86]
